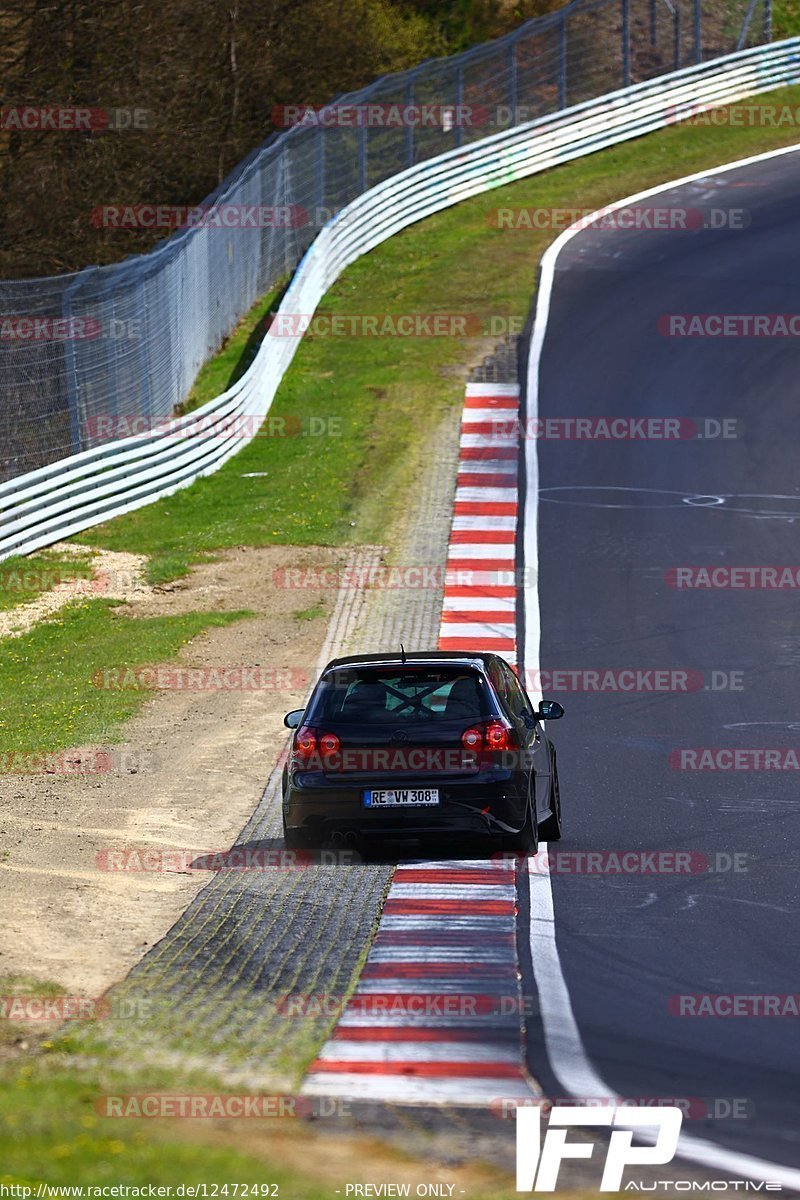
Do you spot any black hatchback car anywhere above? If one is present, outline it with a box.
[281,651,563,852]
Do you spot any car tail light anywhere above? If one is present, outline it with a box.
[292,727,340,771]
[484,721,517,752]
[462,720,518,758]
[293,726,317,763]
[462,727,483,751]
[318,731,341,757]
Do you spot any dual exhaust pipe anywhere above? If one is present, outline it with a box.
[327,829,359,848]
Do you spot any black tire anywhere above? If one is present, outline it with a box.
[502,796,538,855]
[282,770,312,850]
[282,816,311,851]
[538,757,562,842]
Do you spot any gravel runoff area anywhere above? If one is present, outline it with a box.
[0,543,149,637]
[84,398,466,1089]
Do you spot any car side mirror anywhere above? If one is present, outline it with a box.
[536,699,564,721]
[284,708,305,729]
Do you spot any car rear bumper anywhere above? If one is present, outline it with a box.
[283,774,527,843]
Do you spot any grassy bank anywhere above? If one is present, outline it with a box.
[0,1050,530,1198]
[79,85,800,586]
[0,550,94,613]
[0,602,247,760]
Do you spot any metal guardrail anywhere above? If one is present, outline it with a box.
[2,37,799,562]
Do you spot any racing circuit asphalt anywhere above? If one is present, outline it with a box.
[519,145,800,1177]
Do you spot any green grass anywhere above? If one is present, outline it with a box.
[144,550,205,586]
[0,973,67,998]
[293,601,327,622]
[179,283,289,414]
[78,82,800,584]
[773,0,800,38]
[0,974,68,1046]
[0,601,248,759]
[0,1057,316,1191]
[0,1054,536,1195]
[0,550,94,612]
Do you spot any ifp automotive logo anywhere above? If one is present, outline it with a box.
[516,1105,683,1191]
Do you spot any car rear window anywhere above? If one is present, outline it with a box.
[308,666,493,724]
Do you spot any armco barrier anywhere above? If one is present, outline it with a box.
[1,38,800,563]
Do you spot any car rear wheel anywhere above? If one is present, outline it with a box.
[538,757,562,842]
[502,797,537,855]
[282,768,312,850]
[282,815,312,851]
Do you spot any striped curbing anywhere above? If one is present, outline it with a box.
[301,382,538,1107]
[440,383,519,663]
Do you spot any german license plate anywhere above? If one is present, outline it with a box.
[363,788,440,807]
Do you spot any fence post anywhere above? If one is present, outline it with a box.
[764,0,772,39]
[693,0,702,61]
[649,0,657,45]
[315,125,325,223]
[358,122,367,193]
[558,14,567,109]
[62,271,88,457]
[136,278,153,429]
[405,77,415,167]
[736,0,760,49]
[281,150,296,276]
[455,64,464,148]
[622,0,631,86]
[104,283,121,437]
[508,36,518,125]
[674,5,682,69]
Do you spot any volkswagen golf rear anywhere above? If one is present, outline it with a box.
[281,650,563,852]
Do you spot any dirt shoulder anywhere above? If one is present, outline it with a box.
[0,543,352,997]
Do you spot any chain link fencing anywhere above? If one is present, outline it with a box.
[0,0,772,482]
